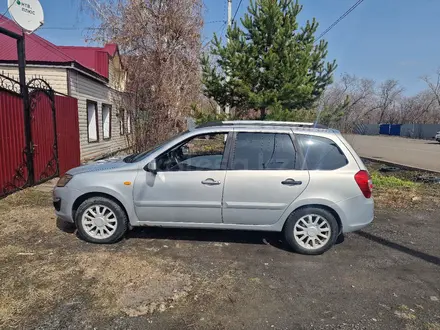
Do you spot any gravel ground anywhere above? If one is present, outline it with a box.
[0,188,439,330]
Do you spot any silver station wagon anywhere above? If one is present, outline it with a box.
[53,121,374,255]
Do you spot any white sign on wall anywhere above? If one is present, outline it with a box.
[8,0,44,33]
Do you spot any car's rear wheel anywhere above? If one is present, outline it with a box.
[75,197,128,244]
[283,207,339,255]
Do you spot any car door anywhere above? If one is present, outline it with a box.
[133,132,232,224]
[222,130,310,225]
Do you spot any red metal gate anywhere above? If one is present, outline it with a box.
[55,94,80,176]
[29,89,58,184]
[0,89,27,196]
[0,73,81,198]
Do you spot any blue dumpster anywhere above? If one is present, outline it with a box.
[379,124,390,135]
[389,124,401,136]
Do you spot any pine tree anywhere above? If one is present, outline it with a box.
[202,0,337,119]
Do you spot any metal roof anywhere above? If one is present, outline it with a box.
[0,17,119,79]
[0,17,74,63]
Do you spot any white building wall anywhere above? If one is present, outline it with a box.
[0,65,68,94]
[68,70,128,160]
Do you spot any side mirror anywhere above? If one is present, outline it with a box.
[144,160,157,174]
[181,145,189,156]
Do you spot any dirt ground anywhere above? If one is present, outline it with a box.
[1,169,440,329]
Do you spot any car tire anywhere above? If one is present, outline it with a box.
[75,196,128,244]
[283,207,339,255]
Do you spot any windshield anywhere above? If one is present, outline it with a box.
[123,131,188,163]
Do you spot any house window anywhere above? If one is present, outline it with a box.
[102,104,112,140]
[119,109,125,135]
[127,112,132,134]
[87,101,98,143]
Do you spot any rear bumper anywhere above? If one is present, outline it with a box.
[53,186,82,223]
[336,195,374,233]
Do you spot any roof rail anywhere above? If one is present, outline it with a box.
[196,120,327,129]
[223,120,317,126]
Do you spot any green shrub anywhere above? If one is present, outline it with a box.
[371,172,416,189]
[191,104,230,125]
[266,103,317,122]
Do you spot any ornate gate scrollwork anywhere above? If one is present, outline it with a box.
[0,75,60,198]
[27,78,59,185]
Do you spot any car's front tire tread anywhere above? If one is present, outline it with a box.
[75,197,128,244]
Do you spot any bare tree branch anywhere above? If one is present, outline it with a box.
[84,0,203,151]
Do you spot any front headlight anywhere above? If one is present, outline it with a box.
[56,174,73,187]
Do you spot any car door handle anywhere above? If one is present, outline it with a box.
[281,178,302,186]
[201,178,221,186]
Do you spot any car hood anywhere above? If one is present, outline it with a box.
[68,157,129,175]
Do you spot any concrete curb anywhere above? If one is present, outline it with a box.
[360,156,440,174]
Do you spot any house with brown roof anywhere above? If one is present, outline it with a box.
[0,17,130,161]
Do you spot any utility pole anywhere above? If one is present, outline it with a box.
[225,0,232,114]
[227,0,232,36]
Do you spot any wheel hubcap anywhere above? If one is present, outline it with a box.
[293,214,331,250]
[81,205,117,239]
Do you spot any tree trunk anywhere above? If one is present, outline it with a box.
[260,108,266,120]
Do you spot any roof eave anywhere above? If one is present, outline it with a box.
[0,60,109,83]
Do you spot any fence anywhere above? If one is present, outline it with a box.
[400,124,440,140]
[0,73,80,198]
[354,123,440,140]
[379,124,402,136]
[55,95,80,175]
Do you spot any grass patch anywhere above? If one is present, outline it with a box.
[371,172,417,189]
[425,323,440,330]
[0,189,51,213]
[366,165,440,210]
[370,171,422,209]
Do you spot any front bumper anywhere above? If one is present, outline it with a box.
[52,186,83,223]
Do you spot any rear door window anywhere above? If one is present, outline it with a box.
[231,133,296,170]
[296,134,348,170]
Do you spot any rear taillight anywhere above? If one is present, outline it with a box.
[355,170,373,198]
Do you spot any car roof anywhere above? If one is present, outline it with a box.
[194,120,338,134]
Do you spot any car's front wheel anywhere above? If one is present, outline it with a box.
[75,197,128,244]
[283,207,339,255]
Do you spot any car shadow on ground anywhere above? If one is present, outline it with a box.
[425,141,440,145]
[56,218,347,253]
[356,231,440,266]
[56,217,76,233]
[56,217,291,251]
[127,227,291,251]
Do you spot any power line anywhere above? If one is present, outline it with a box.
[203,20,227,49]
[0,0,17,27]
[316,0,365,42]
[39,19,226,31]
[40,27,102,30]
[232,0,244,24]
[220,21,227,36]
[205,20,227,24]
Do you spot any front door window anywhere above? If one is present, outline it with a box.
[157,133,228,172]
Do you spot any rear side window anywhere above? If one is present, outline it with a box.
[232,133,296,170]
[296,134,348,170]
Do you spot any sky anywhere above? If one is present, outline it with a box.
[1,0,440,95]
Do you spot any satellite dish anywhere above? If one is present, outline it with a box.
[7,0,44,33]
